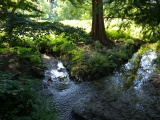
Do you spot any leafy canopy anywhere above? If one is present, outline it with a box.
[104,0,160,41]
[0,0,43,16]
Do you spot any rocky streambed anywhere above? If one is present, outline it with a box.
[42,50,160,120]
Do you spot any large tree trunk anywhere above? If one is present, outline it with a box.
[90,0,112,46]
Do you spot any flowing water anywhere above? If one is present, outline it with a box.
[42,49,157,120]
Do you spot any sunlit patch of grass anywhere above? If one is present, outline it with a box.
[60,20,91,33]
[105,19,143,39]
[60,19,143,40]
[0,32,6,39]
[149,42,160,51]
[106,29,133,43]
[138,42,159,55]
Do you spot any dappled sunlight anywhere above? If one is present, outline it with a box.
[1,0,160,119]
[105,19,143,39]
[60,19,143,39]
[60,20,92,33]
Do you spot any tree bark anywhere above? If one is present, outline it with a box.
[90,0,112,46]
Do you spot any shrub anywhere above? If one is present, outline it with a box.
[51,35,76,55]
[66,49,87,81]
[87,52,110,75]
[65,44,136,81]
[0,72,56,120]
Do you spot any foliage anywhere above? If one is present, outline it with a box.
[106,29,133,41]
[62,44,136,81]
[0,71,56,120]
[42,22,90,44]
[87,52,110,76]
[104,0,160,42]
[0,49,56,120]
[38,0,51,19]
[51,35,76,55]
[0,46,42,63]
[138,42,159,55]
[0,13,90,53]
[16,47,42,64]
[0,0,43,16]
[0,8,138,82]
[54,0,91,20]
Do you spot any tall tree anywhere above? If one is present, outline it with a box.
[90,0,111,46]
[50,0,114,46]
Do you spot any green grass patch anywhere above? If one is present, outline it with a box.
[106,29,133,42]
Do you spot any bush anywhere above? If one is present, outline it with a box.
[67,49,87,80]
[0,72,56,120]
[87,52,110,75]
[0,50,56,120]
[51,35,76,55]
[64,44,136,81]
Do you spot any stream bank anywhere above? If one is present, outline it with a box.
[72,76,160,120]
[42,49,160,120]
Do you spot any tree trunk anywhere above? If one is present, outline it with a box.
[90,0,112,46]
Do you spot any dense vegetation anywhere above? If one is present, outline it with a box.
[0,13,139,81]
[0,48,57,119]
[0,13,137,119]
[0,0,160,119]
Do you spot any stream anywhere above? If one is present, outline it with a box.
[42,49,160,120]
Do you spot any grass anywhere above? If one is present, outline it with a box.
[60,19,143,39]
[60,20,92,33]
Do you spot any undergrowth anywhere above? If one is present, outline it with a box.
[0,47,56,120]
[0,13,139,81]
[0,71,56,120]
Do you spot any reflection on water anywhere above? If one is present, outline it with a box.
[42,49,157,120]
[101,50,157,93]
